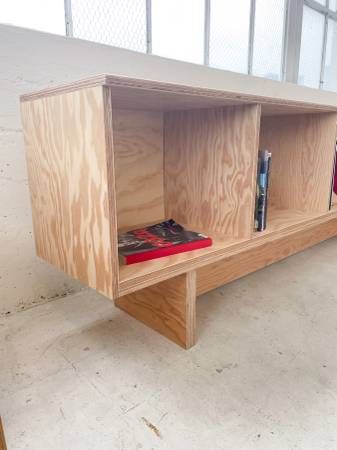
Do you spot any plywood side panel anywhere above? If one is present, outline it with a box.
[260,113,337,212]
[21,86,118,299]
[164,105,261,238]
[113,109,165,229]
[197,213,337,295]
[116,271,197,349]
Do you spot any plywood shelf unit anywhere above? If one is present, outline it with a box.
[20,74,337,349]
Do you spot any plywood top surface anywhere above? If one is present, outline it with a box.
[20,74,337,115]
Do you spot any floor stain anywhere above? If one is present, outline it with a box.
[141,417,162,439]
[216,363,239,373]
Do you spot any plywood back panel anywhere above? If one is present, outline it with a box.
[113,109,165,229]
[164,104,261,238]
[260,113,337,212]
[21,86,118,299]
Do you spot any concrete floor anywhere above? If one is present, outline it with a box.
[1,238,337,450]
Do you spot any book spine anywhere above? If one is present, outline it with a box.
[123,238,213,265]
[256,150,271,232]
[329,141,337,210]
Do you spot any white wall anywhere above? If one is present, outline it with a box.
[2,24,337,316]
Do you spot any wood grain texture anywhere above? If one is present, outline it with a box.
[21,86,118,299]
[103,86,120,296]
[19,73,337,349]
[260,113,337,213]
[113,109,165,229]
[116,271,196,348]
[0,417,7,450]
[20,74,337,116]
[254,208,319,235]
[119,208,337,296]
[197,212,337,295]
[164,105,261,237]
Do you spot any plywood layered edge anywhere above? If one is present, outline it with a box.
[118,209,337,296]
[20,74,337,115]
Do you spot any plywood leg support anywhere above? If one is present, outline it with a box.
[115,271,197,349]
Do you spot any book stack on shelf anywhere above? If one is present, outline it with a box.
[255,150,272,232]
[118,219,212,265]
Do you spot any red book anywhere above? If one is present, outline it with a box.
[118,219,212,265]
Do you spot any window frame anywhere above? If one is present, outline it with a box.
[63,0,337,89]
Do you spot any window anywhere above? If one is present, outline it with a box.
[1,0,65,35]
[151,0,204,64]
[298,5,325,88]
[324,18,337,91]
[1,0,337,92]
[252,0,285,80]
[298,1,337,91]
[329,0,337,11]
[71,0,147,52]
[209,0,250,73]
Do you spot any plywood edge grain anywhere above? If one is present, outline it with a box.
[103,86,119,298]
[247,104,262,237]
[118,209,337,296]
[20,74,337,114]
[20,74,109,102]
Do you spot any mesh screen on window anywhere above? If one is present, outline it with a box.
[252,0,285,80]
[298,5,325,88]
[151,0,204,64]
[71,0,147,52]
[209,0,250,73]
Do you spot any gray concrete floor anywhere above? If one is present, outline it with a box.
[1,238,337,450]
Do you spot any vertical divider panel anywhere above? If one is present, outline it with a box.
[164,104,261,238]
[21,86,119,300]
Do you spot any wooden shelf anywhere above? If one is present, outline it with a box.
[20,74,337,349]
[119,209,337,296]
[253,208,321,235]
